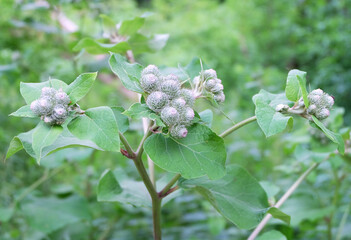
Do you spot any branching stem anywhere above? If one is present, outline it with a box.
[219,116,257,138]
[248,162,320,240]
[159,174,181,198]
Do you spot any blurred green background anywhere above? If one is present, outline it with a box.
[1,0,350,239]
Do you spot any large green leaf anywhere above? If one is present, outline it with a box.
[32,122,63,163]
[111,106,129,133]
[179,165,269,229]
[6,126,102,161]
[9,105,37,118]
[144,124,226,179]
[0,207,14,222]
[22,195,90,234]
[68,106,120,152]
[97,169,151,207]
[257,230,287,240]
[73,38,130,54]
[123,103,165,127]
[20,79,68,104]
[128,33,169,54]
[97,169,122,201]
[253,90,293,137]
[285,69,306,102]
[109,53,144,93]
[66,72,97,104]
[311,116,345,154]
[119,16,146,36]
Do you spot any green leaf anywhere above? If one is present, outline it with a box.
[66,72,97,104]
[6,126,103,161]
[0,207,14,222]
[285,69,306,102]
[179,165,269,229]
[97,169,122,201]
[22,195,90,234]
[311,116,345,154]
[257,230,287,240]
[6,136,24,160]
[97,169,151,207]
[144,124,226,179]
[41,128,102,157]
[6,129,36,159]
[267,207,291,225]
[128,33,169,54]
[123,103,165,127]
[297,72,309,107]
[198,109,213,127]
[109,53,144,93]
[9,105,37,118]
[73,38,130,55]
[119,16,145,36]
[32,122,63,163]
[68,106,120,152]
[20,79,68,104]
[111,106,129,133]
[100,14,118,37]
[253,90,293,137]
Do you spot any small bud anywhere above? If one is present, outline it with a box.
[171,97,187,111]
[164,74,179,82]
[142,65,160,76]
[308,94,321,104]
[38,98,53,114]
[275,104,289,112]
[161,106,180,126]
[211,83,224,93]
[180,107,195,125]
[325,95,334,109]
[146,91,168,112]
[203,69,217,80]
[43,116,53,124]
[214,91,225,103]
[141,74,159,93]
[30,100,41,115]
[307,104,317,114]
[315,108,330,120]
[170,125,188,138]
[55,89,70,105]
[41,87,57,97]
[180,89,195,107]
[160,80,181,98]
[205,79,217,91]
[215,78,222,84]
[53,105,67,118]
[310,89,323,96]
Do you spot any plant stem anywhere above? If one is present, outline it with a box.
[219,116,257,138]
[15,166,64,204]
[159,174,181,198]
[248,162,320,240]
[119,132,135,157]
[143,118,156,187]
[152,197,162,240]
[336,203,350,240]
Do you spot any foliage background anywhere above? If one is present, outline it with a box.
[0,0,350,239]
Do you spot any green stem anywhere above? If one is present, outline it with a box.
[119,132,135,157]
[219,116,257,138]
[15,166,64,204]
[152,198,162,240]
[159,174,181,198]
[248,162,320,240]
[336,203,351,240]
